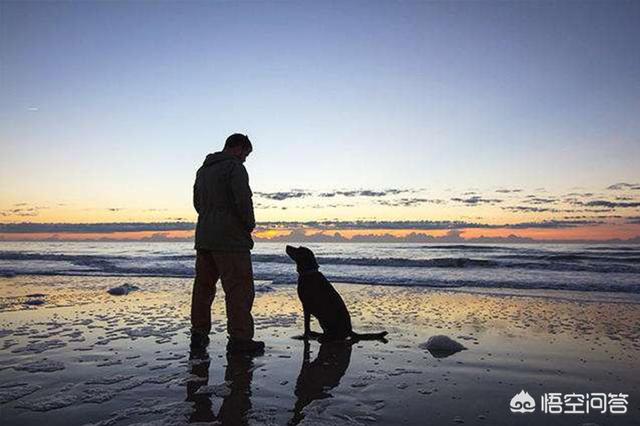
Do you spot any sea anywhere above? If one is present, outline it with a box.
[1,241,639,294]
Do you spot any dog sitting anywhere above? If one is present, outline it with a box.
[285,245,388,342]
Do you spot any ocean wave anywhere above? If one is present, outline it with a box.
[415,244,506,251]
[1,267,638,294]
[495,253,640,263]
[1,250,639,275]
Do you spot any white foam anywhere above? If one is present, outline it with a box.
[16,393,79,411]
[195,381,231,397]
[0,383,41,403]
[15,359,65,373]
[11,339,67,354]
[299,399,366,425]
[86,375,134,385]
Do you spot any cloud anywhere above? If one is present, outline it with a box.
[564,192,594,197]
[0,205,49,217]
[502,206,564,213]
[504,219,602,229]
[607,183,640,190]
[626,216,640,224]
[495,189,523,193]
[0,217,617,235]
[450,196,503,205]
[0,222,195,233]
[254,190,311,201]
[376,198,444,207]
[254,188,415,201]
[523,196,558,204]
[318,189,410,198]
[254,229,640,244]
[258,219,599,230]
[573,200,640,209]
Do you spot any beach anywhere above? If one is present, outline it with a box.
[1,274,639,425]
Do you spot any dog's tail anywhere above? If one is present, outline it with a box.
[350,331,388,341]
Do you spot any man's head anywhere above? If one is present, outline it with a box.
[223,133,253,163]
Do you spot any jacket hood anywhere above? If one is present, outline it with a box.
[202,151,237,167]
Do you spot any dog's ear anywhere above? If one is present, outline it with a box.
[300,247,319,269]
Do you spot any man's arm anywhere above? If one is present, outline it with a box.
[229,163,256,232]
[193,173,201,214]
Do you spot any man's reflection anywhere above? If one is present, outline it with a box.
[186,347,258,425]
[289,339,353,425]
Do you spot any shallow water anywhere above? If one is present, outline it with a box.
[1,242,640,294]
[1,276,639,425]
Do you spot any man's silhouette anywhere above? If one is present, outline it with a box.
[186,347,258,424]
[191,133,264,353]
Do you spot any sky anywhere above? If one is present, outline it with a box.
[1,1,639,241]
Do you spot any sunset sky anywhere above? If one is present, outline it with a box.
[1,1,639,241]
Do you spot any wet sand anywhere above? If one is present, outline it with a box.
[1,276,639,425]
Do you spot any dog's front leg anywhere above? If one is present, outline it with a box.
[303,310,322,339]
[303,310,311,338]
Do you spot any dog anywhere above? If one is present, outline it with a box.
[285,245,388,342]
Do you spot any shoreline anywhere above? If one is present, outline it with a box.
[1,276,639,425]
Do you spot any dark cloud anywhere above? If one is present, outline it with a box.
[376,198,444,207]
[583,208,615,213]
[502,206,562,213]
[574,200,640,209]
[254,190,311,201]
[565,192,594,197]
[0,205,48,217]
[504,220,602,229]
[255,188,415,199]
[107,208,123,212]
[318,189,410,198]
[259,219,597,230]
[307,204,355,209]
[0,222,195,233]
[0,217,617,235]
[495,189,523,193]
[524,196,558,204]
[257,220,488,230]
[607,183,640,190]
[450,196,503,205]
[563,214,623,220]
[253,230,640,244]
[626,216,640,224]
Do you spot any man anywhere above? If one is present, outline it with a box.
[191,133,264,353]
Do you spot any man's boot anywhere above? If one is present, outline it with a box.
[190,330,210,349]
[227,338,265,354]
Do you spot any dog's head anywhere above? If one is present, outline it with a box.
[286,245,319,273]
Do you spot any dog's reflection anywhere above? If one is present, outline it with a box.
[289,339,353,425]
[186,348,257,425]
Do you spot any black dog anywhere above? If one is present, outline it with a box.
[285,245,388,341]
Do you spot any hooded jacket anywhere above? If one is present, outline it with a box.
[193,152,255,251]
